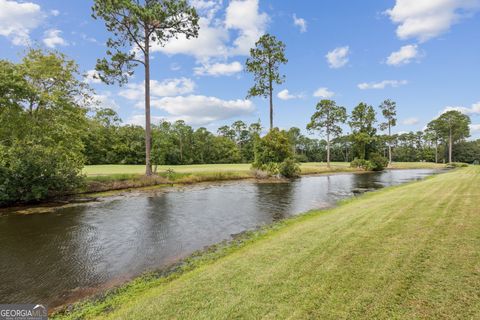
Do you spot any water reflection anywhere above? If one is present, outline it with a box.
[0,169,439,306]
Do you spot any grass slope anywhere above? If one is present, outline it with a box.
[58,167,480,319]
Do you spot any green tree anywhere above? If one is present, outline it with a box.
[92,0,199,175]
[217,125,235,140]
[307,100,347,167]
[425,120,441,163]
[378,99,397,165]
[287,127,302,156]
[434,110,471,163]
[252,128,299,177]
[0,49,89,204]
[349,103,377,160]
[245,34,287,130]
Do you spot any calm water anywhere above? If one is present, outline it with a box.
[0,169,439,306]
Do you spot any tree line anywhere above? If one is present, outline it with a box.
[84,104,476,167]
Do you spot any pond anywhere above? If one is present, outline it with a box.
[0,169,440,307]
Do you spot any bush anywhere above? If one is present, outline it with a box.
[0,143,85,205]
[279,158,301,178]
[366,153,389,171]
[350,154,388,172]
[252,128,299,177]
[253,128,293,167]
[350,158,369,170]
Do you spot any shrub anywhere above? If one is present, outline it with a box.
[366,153,389,171]
[253,128,293,167]
[0,143,85,205]
[252,128,298,177]
[350,158,369,170]
[350,154,388,172]
[279,158,301,178]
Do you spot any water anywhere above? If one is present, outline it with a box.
[0,169,439,307]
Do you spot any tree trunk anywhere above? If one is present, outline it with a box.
[449,128,453,163]
[326,132,331,168]
[435,140,438,163]
[388,124,392,165]
[144,29,152,176]
[269,79,273,131]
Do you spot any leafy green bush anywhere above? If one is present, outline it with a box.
[253,128,293,166]
[366,153,389,171]
[0,143,85,205]
[279,158,301,178]
[350,154,388,172]
[252,128,299,177]
[350,158,369,170]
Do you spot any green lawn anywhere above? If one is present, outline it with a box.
[83,162,445,176]
[58,166,479,319]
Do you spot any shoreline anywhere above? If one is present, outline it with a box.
[0,162,447,214]
[50,168,455,319]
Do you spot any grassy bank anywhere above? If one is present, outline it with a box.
[82,162,447,194]
[56,166,479,319]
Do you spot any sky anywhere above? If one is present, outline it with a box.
[1,0,480,138]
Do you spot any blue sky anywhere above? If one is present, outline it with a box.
[1,0,480,138]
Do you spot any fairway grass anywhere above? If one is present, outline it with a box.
[83,162,446,176]
[56,167,480,319]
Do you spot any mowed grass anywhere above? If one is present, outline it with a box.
[83,162,445,176]
[59,166,480,319]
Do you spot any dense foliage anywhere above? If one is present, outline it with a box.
[0,50,89,205]
[83,110,479,168]
[252,128,300,178]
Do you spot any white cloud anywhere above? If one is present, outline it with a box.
[190,0,221,12]
[80,33,99,44]
[50,9,59,16]
[358,80,408,90]
[0,0,44,45]
[442,101,480,115]
[293,14,307,33]
[84,70,102,84]
[194,61,243,76]
[225,0,269,56]
[470,124,480,132]
[387,44,422,66]
[42,29,68,48]
[278,89,301,100]
[402,117,420,125]
[313,87,335,98]
[151,0,268,62]
[149,95,255,125]
[326,46,350,69]
[151,17,229,62]
[119,78,195,101]
[385,0,480,42]
[92,92,120,111]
